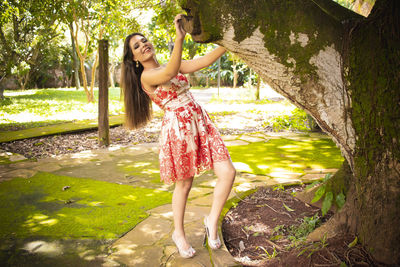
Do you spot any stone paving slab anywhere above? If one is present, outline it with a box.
[300,173,327,183]
[2,168,37,179]
[221,135,240,141]
[224,139,249,146]
[32,162,62,172]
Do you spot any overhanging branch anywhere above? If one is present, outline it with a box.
[311,0,364,22]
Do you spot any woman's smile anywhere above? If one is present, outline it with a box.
[143,46,151,54]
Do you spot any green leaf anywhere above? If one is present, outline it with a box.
[348,236,358,248]
[283,203,295,212]
[311,185,326,203]
[321,191,333,216]
[323,173,332,182]
[336,192,346,208]
[340,262,348,267]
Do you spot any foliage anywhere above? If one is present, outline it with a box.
[272,213,322,246]
[206,52,250,86]
[265,108,309,132]
[297,234,328,257]
[257,246,278,259]
[332,0,376,12]
[147,0,211,64]
[0,0,63,89]
[0,172,171,239]
[307,173,346,216]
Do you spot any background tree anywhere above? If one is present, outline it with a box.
[0,0,62,93]
[179,0,399,264]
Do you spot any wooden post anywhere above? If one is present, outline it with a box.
[98,39,109,146]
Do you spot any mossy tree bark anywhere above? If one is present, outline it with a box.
[179,0,400,264]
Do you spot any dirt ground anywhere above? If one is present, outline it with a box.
[0,124,263,159]
[222,186,386,267]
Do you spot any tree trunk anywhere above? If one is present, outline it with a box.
[0,74,4,99]
[70,10,93,103]
[180,0,400,264]
[255,75,261,101]
[232,59,238,88]
[109,62,115,89]
[69,23,80,90]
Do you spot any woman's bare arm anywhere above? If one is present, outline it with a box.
[141,15,186,87]
[179,46,226,74]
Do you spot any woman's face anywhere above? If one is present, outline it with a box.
[129,35,155,64]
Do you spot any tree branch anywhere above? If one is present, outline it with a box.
[311,0,364,22]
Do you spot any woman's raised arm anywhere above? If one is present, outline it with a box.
[141,14,186,87]
[179,46,226,74]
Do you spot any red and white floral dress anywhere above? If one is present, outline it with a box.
[143,73,231,184]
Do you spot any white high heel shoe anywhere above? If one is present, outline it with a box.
[172,231,196,258]
[203,216,222,249]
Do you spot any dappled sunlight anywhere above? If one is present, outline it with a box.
[32,213,49,220]
[112,243,139,256]
[288,163,305,168]
[142,169,159,174]
[279,144,299,149]
[2,88,124,126]
[4,89,38,97]
[132,162,151,167]
[155,210,173,220]
[23,240,63,256]
[79,250,97,261]
[39,218,59,226]
[71,150,97,159]
[268,167,303,179]
[88,201,104,207]
[23,213,60,232]
[228,137,343,178]
[309,164,325,169]
[123,194,137,201]
[273,177,302,184]
[235,182,255,192]
[233,162,253,172]
[257,164,269,169]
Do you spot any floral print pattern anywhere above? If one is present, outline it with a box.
[143,73,230,184]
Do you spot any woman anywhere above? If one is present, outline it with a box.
[121,14,236,258]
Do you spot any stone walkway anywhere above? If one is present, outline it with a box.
[0,132,337,266]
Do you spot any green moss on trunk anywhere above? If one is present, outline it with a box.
[345,0,400,263]
[325,160,352,204]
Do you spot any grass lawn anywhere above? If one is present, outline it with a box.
[229,136,343,176]
[0,88,124,131]
[0,172,171,240]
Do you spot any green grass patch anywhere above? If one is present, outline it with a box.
[1,88,124,130]
[0,172,171,240]
[228,136,343,175]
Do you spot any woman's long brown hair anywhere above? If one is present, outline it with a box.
[121,33,152,129]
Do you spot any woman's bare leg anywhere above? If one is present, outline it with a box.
[172,177,194,250]
[207,160,236,240]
